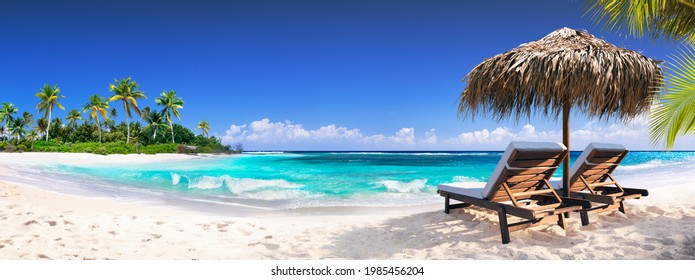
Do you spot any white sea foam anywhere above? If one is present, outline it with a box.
[457,152,491,156]
[453,176,480,182]
[224,177,302,194]
[328,152,388,155]
[237,189,317,200]
[188,176,226,190]
[376,179,428,193]
[617,160,676,171]
[412,152,490,156]
[171,173,181,185]
[183,175,303,194]
[325,152,491,156]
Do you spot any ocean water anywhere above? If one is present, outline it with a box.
[7,151,695,210]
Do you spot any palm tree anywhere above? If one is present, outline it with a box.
[155,90,184,143]
[110,108,118,120]
[197,120,210,137]
[66,109,83,130]
[36,118,49,139]
[22,112,33,126]
[8,118,27,140]
[1,102,18,128]
[108,77,146,144]
[26,130,39,149]
[0,126,5,142]
[35,84,65,141]
[587,0,695,149]
[83,94,110,143]
[143,109,166,140]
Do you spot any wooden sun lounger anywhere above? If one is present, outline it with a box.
[564,143,648,215]
[437,141,591,244]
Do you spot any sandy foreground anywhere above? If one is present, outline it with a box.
[1,153,695,260]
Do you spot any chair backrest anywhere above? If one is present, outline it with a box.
[482,141,567,202]
[569,143,628,192]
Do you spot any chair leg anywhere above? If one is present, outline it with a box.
[580,210,590,226]
[556,213,566,229]
[497,206,510,244]
[618,201,626,214]
[444,194,450,214]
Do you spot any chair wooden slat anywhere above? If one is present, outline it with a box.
[511,158,558,168]
[438,142,592,244]
[565,144,647,216]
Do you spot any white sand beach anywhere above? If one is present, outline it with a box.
[1,153,694,260]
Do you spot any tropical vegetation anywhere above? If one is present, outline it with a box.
[83,94,110,143]
[0,78,241,154]
[587,0,695,149]
[108,77,145,144]
[35,84,65,141]
[155,90,184,144]
[197,120,210,137]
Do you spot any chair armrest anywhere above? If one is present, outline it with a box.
[570,191,615,204]
[560,196,592,209]
[622,187,649,196]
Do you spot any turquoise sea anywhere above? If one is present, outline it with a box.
[5,151,695,210]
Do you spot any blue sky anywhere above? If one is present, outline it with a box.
[0,0,688,150]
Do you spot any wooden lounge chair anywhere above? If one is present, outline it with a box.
[562,143,648,215]
[437,141,591,244]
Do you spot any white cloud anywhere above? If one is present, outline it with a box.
[391,127,415,145]
[424,129,438,145]
[222,119,428,150]
[222,117,695,150]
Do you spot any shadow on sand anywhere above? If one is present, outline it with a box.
[324,204,695,260]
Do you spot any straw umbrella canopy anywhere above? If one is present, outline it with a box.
[458,27,663,197]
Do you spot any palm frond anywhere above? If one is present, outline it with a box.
[587,0,695,44]
[649,45,695,149]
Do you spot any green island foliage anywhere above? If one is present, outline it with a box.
[1,127,238,155]
[0,79,242,155]
[1,125,238,155]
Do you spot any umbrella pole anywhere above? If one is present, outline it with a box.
[562,104,571,218]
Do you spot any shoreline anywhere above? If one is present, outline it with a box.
[1,153,695,259]
[0,152,233,167]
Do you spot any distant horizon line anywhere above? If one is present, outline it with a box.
[243,150,694,153]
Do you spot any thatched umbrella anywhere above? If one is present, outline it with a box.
[458,27,663,197]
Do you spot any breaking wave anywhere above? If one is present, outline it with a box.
[375,179,429,193]
[171,173,303,194]
[453,176,480,182]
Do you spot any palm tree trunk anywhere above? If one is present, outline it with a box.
[46,110,51,141]
[97,118,102,143]
[125,101,130,144]
[169,118,174,144]
[153,127,157,140]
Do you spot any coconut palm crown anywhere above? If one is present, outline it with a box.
[0,102,18,128]
[143,109,167,141]
[197,120,210,137]
[155,90,184,143]
[83,94,110,143]
[8,118,27,140]
[109,77,146,144]
[65,109,84,130]
[35,84,65,141]
[36,118,49,139]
